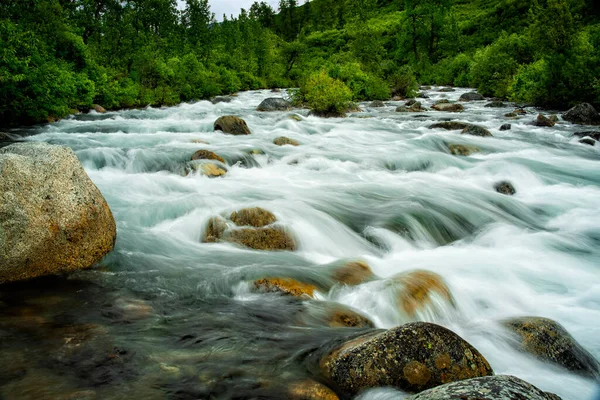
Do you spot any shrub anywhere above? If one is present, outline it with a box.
[300,70,353,114]
[388,65,418,98]
[329,62,390,101]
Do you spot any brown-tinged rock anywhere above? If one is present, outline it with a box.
[191,150,225,164]
[254,277,317,297]
[225,226,296,251]
[393,270,455,317]
[431,103,465,112]
[288,380,340,400]
[448,144,479,156]
[461,125,492,137]
[331,261,375,286]
[428,122,470,130]
[214,116,251,135]
[230,207,277,227]
[202,217,228,242]
[274,136,300,146]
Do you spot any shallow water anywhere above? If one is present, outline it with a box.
[1,88,599,399]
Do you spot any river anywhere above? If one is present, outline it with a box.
[1,88,599,399]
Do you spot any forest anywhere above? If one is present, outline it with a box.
[1,0,599,126]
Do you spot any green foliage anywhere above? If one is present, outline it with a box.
[300,70,353,114]
[388,66,419,98]
[329,63,391,101]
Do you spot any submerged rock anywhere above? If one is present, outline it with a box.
[202,217,228,243]
[461,125,492,137]
[214,116,251,135]
[406,375,562,400]
[406,99,418,106]
[254,277,316,297]
[579,137,596,146]
[308,110,347,118]
[0,143,116,283]
[573,131,600,141]
[448,144,480,156]
[504,112,518,118]
[297,301,375,329]
[393,270,455,317]
[396,106,409,113]
[432,103,464,112]
[503,316,600,378]
[230,207,277,227]
[314,322,493,396]
[257,98,291,111]
[494,181,516,195]
[225,227,296,251]
[288,380,339,400]
[429,122,470,130]
[499,123,512,131]
[459,92,485,101]
[331,260,375,286]
[274,136,300,146]
[485,101,506,108]
[369,100,385,107]
[191,149,225,164]
[210,96,233,104]
[535,114,556,127]
[434,99,450,105]
[562,103,600,125]
[199,163,227,177]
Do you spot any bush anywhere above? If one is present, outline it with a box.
[508,59,550,104]
[300,70,353,114]
[388,65,418,97]
[329,62,390,100]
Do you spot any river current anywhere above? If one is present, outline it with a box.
[1,88,599,399]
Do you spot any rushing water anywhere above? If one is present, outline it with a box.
[1,88,599,400]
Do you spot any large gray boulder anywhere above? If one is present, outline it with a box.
[0,143,116,283]
[313,322,493,396]
[459,92,485,101]
[257,98,291,111]
[407,375,562,400]
[562,103,600,125]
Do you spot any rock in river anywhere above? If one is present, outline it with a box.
[393,270,455,317]
[562,103,600,125]
[461,125,492,137]
[257,98,292,111]
[494,181,516,195]
[459,92,485,101]
[274,136,300,146]
[214,116,251,135]
[230,207,277,227]
[191,149,225,164]
[406,375,562,400]
[314,322,493,396]
[369,100,385,107]
[503,316,600,378]
[254,277,317,298]
[0,143,116,283]
[448,144,479,156]
[429,122,470,130]
[431,103,464,112]
[535,114,556,127]
[499,123,512,131]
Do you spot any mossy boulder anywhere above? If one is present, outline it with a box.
[429,122,470,130]
[214,116,251,135]
[254,277,316,297]
[274,136,300,146]
[393,270,455,317]
[0,143,116,283]
[202,217,228,243]
[459,92,485,101]
[191,149,225,164]
[257,98,291,111]
[562,103,600,125]
[448,144,480,156]
[225,227,296,251]
[314,322,493,396]
[432,103,464,112]
[494,181,516,195]
[461,125,492,137]
[503,317,600,378]
[535,114,556,127]
[230,207,277,227]
[331,260,375,286]
[406,375,562,400]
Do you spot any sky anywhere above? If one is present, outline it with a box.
[177,0,280,21]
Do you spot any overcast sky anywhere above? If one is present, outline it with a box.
[177,0,280,21]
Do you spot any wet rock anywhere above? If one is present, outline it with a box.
[296,301,374,329]
[369,100,385,108]
[494,181,516,195]
[315,322,493,396]
[331,261,375,286]
[202,217,228,243]
[210,96,232,104]
[514,108,527,115]
[439,88,456,93]
[503,316,600,378]
[579,137,596,146]
[406,99,417,107]
[434,99,450,105]
[326,309,374,328]
[289,114,303,122]
[92,104,106,113]
[431,103,464,112]
[274,136,300,146]
[308,110,347,118]
[406,102,426,112]
[199,163,227,177]
[406,375,562,400]
[573,131,600,141]
[214,116,251,135]
[191,149,225,164]
[535,114,556,127]
[393,270,455,317]
[499,123,512,131]
[417,92,430,99]
[254,277,316,298]
[428,122,470,130]
[288,380,339,400]
[190,139,209,144]
[0,143,117,283]
[504,112,518,118]
[257,98,291,111]
[448,144,479,156]
[225,227,296,251]
[461,125,492,137]
[230,207,277,227]
[102,298,153,321]
[485,101,505,108]
[562,103,600,125]
[459,92,485,101]
[396,106,409,113]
